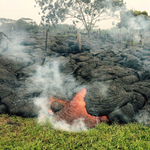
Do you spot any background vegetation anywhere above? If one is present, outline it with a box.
[35,0,125,37]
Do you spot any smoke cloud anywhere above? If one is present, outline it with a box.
[29,61,89,132]
[0,31,33,63]
[127,15,150,30]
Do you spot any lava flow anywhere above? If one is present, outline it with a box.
[49,88,109,128]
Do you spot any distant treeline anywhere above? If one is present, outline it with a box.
[0,18,79,34]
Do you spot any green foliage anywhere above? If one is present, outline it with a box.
[112,0,124,7]
[0,18,39,33]
[81,0,91,4]
[133,10,148,17]
[15,19,39,32]
[35,0,125,37]
[0,114,150,150]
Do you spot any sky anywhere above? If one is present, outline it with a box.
[0,0,150,29]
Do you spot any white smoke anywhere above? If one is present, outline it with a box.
[38,116,87,132]
[27,61,88,132]
[134,111,150,126]
[0,30,88,132]
[127,15,150,30]
[0,31,32,63]
[26,61,64,95]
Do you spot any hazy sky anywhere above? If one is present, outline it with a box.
[0,0,150,29]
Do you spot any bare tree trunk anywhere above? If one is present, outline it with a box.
[88,30,90,38]
[142,39,144,46]
[45,29,49,51]
[98,28,101,39]
[118,34,122,43]
[77,33,81,51]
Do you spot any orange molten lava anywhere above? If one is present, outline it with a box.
[49,88,109,128]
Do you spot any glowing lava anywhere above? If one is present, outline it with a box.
[49,88,109,128]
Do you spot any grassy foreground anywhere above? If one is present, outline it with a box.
[0,114,150,150]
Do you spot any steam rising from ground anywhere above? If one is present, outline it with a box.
[29,61,89,132]
[103,9,150,43]
[134,111,150,126]
[40,116,88,132]
[0,31,33,63]
[128,16,150,30]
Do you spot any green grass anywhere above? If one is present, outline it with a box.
[0,114,150,150]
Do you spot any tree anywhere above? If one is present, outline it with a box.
[15,19,38,32]
[35,0,125,37]
[133,10,148,17]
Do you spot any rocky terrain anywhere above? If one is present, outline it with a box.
[0,30,150,126]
